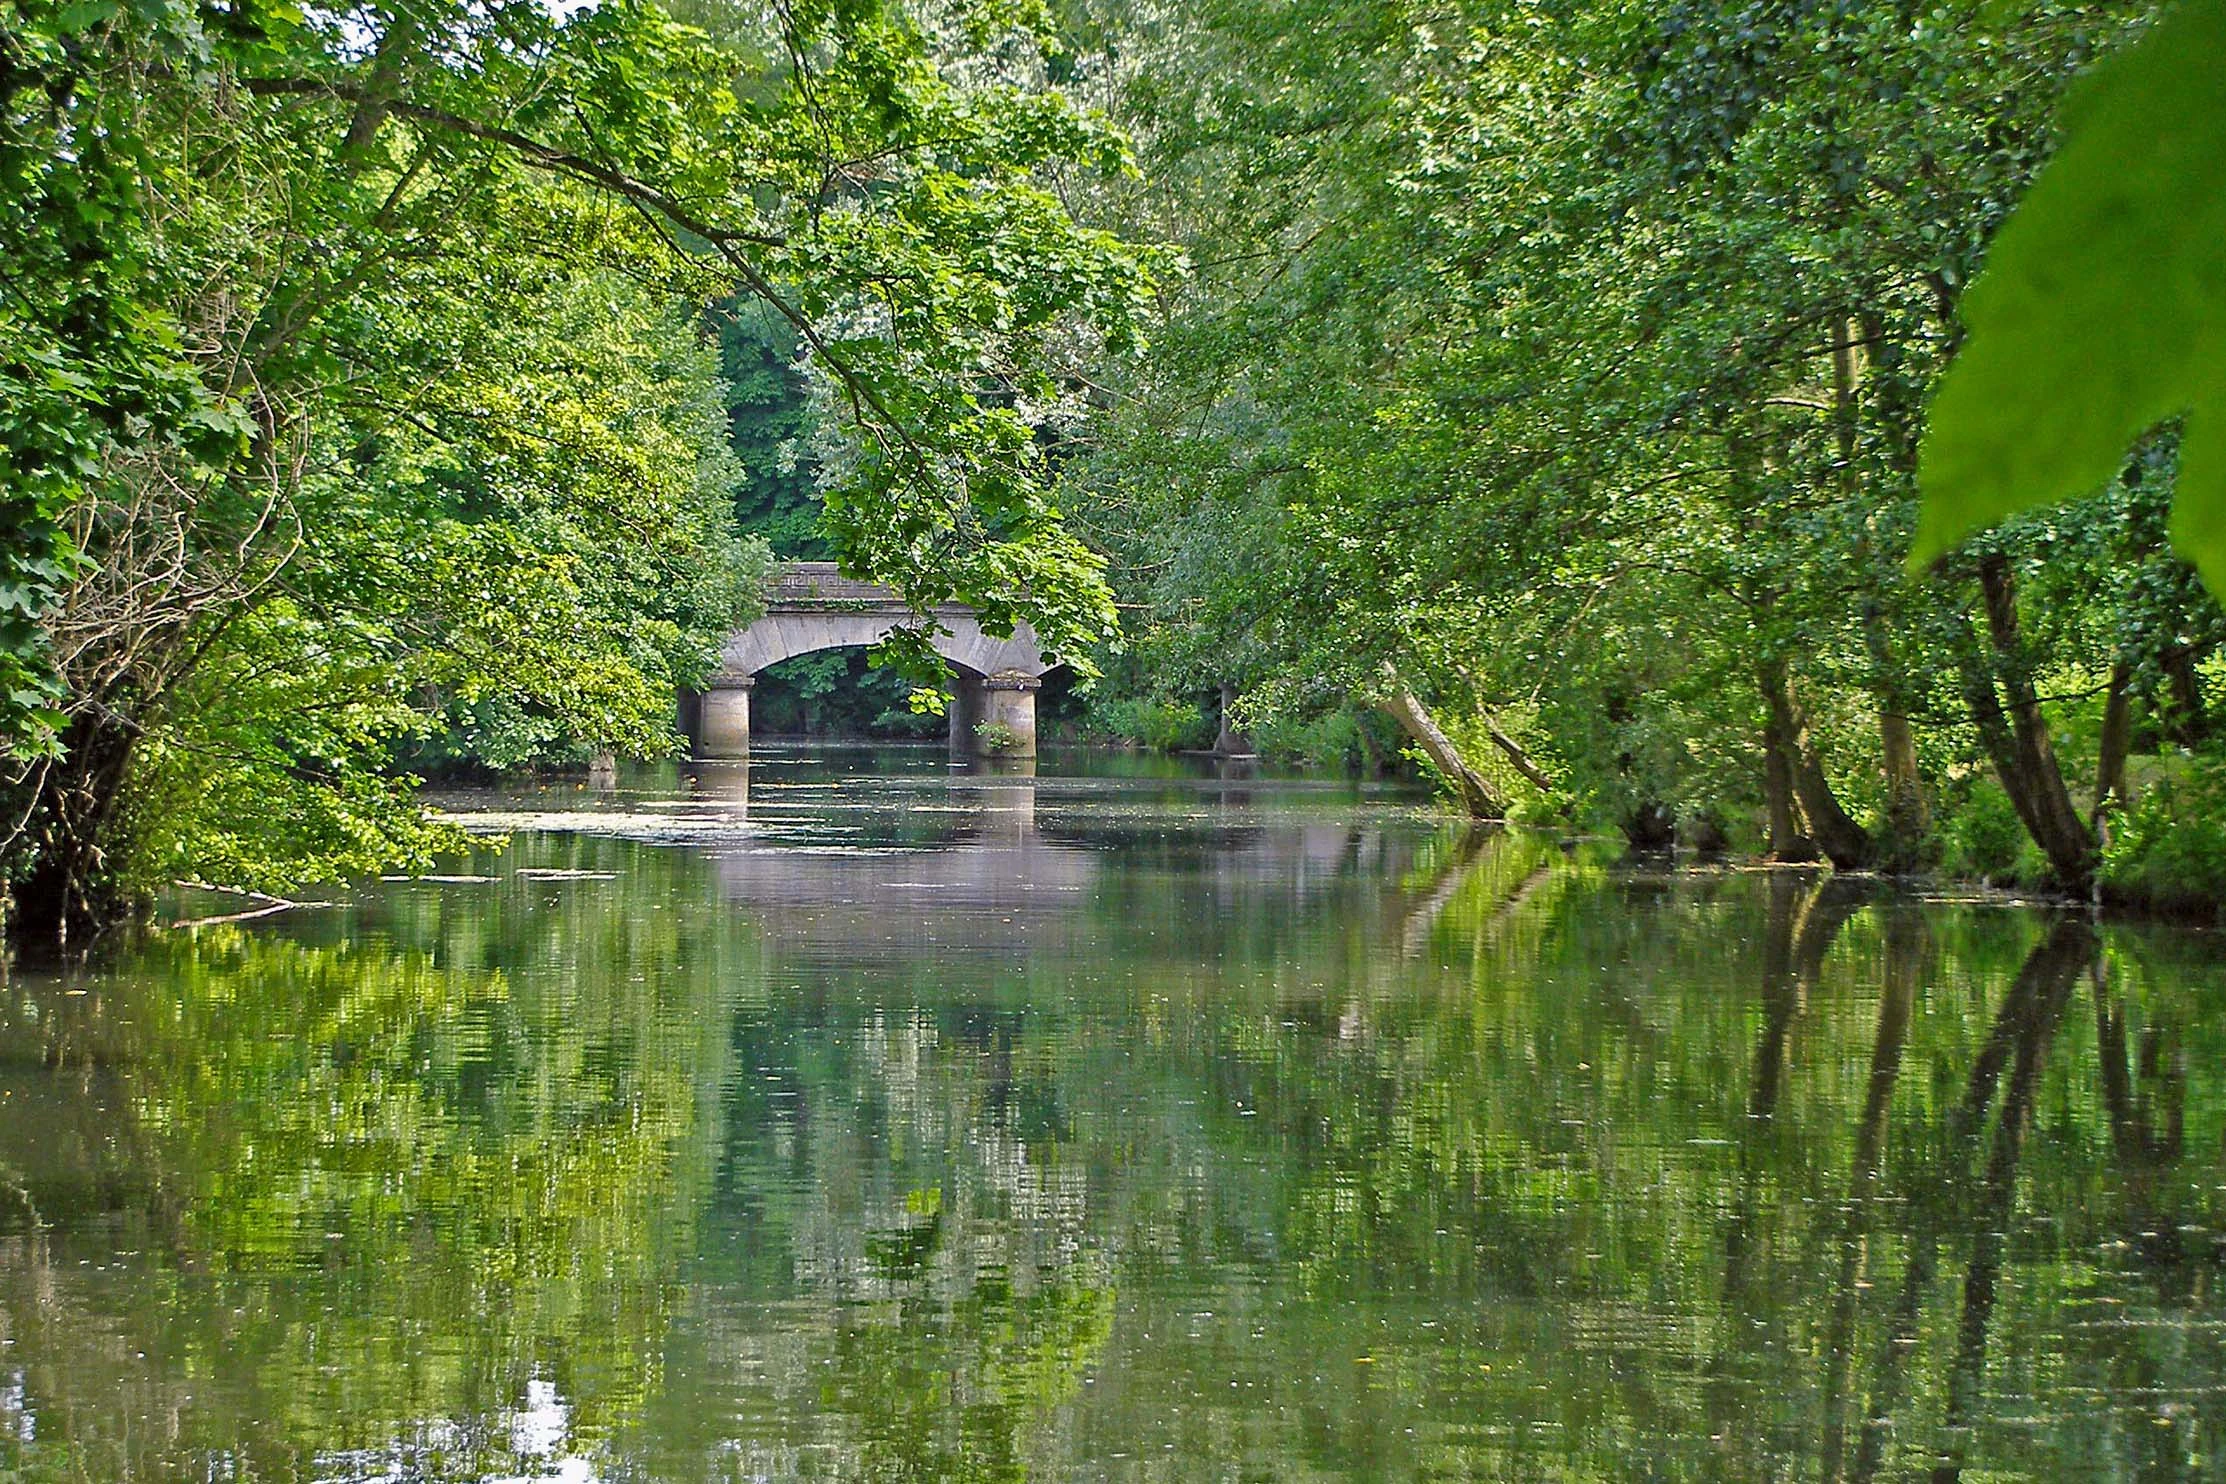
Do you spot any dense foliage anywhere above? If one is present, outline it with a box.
[7,0,2224,931]
[0,0,1157,940]
[1918,0,2226,594]
[709,298,949,738]
[1046,0,2224,910]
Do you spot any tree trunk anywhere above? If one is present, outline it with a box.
[1762,656,1873,870]
[1482,715,1554,794]
[1621,800,1676,850]
[1761,692,1815,861]
[1213,682,1256,757]
[1827,310,1924,873]
[1352,712,1389,776]
[6,714,142,949]
[1876,707,1925,861]
[2161,643,2210,747]
[1830,313,1863,469]
[1863,609,1929,872]
[1380,672,1503,819]
[1790,721,1875,873]
[1962,555,2096,890]
[2093,659,2135,835]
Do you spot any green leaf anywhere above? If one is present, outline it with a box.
[56,0,121,33]
[1914,0,2226,595]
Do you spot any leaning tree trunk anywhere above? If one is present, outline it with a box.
[1760,656,1873,870]
[1482,714,1555,794]
[1789,726,1876,872]
[1961,555,2096,891]
[1379,672,1504,820]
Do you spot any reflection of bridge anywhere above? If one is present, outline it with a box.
[682,757,1465,962]
[693,564,1056,760]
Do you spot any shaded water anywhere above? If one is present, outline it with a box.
[3,746,2224,1481]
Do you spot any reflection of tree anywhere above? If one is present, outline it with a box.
[1816,905,1923,1482]
[1054,871,2224,1481]
[2096,957,2185,1173]
[0,837,753,1479]
[1395,825,1542,959]
[1935,921,2090,1480]
[1845,917,2092,1484]
[640,998,1119,1479]
[819,1270,1115,1482]
[4,820,2225,1480]
[1747,873,1868,1123]
[2083,946,2205,1477]
[1718,873,1867,1333]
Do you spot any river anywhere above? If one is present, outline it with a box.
[1,745,2222,1480]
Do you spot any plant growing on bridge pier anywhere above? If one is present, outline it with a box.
[973,720,1023,754]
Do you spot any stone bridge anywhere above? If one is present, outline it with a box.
[693,563,1055,758]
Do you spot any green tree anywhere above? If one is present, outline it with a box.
[1059,0,2219,894]
[715,296,830,560]
[1918,0,2226,598]
[0,0,1161,941]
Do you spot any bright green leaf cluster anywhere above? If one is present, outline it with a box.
[1918,0,2226,595]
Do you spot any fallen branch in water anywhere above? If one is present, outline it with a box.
[166,882,340,930]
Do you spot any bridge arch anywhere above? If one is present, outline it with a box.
[694,563,1056,758]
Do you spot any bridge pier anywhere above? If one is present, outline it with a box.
[697,671,753,759]
[981,671,1041,757]
[946,673,980,754]
[950,670,1039,758]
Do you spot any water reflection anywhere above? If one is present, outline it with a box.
[2,752,2224,1480]
[686,758,752,819]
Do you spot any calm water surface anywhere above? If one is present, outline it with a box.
[3,746,2224,1481]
